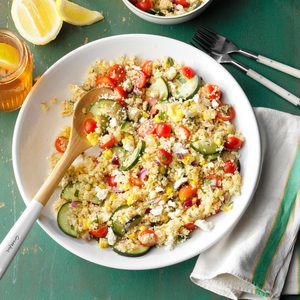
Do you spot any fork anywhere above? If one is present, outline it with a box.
[192,29,300,107]
[196,25,300,79]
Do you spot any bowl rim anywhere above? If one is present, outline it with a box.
[122,0,212,20]
[12,33,262,270]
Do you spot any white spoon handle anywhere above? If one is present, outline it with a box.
[257,55,300,79]
[247,69,300,107]
[0,200,43,279]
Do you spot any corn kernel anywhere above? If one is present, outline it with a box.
[86,132,99,146]
[192,197,197,204]
[104,202,111,208]
[182,154,193,165]
[189,180,197,187]
[85,184,92,191]
[78,218,89,230]
[215,138,222,146]
[120,183,130,191]
[98,183,106,189]
[128,233,135,239]
[139,226,147,231]
[200,160,206,166]
[127,192,135,206]
[127,135,135,141]
[103,149,113,160]
[99,238,109,248]
[64,126,71,138]
[109,194,117,201]
[143,154,150,160]
[153,114,161,124]
[223,202,233,212]
[159,166,167,174]
[143,112,150,118]
[166,186,173,196]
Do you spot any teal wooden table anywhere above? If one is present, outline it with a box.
[1,1,300,299]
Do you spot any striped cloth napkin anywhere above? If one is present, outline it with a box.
[190,107,300,299]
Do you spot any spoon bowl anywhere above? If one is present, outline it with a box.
[0,87,113,278]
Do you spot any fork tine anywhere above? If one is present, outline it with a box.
[194,35,215,50]
[194,31,216,48]
[191,38,210,54]
[196,29,218,42]
[197,25,220,41]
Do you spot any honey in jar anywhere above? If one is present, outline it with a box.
[0,29,33,112]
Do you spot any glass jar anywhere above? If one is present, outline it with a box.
[0,29,33,112]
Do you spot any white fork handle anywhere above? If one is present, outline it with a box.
[247,69,300,107]
[257,55,300,79]
[0,200,43,279]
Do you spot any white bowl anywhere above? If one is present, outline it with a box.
[13,34,261,270]
[122,0,213,25]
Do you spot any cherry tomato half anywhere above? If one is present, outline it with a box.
[55,136,69,153]
[157,149,173,165]
[178,185,197,202]
[174,0,189,7]
[156,123,171,138]
[106,175,117,187]
[216,104,235,122]
[181,66,195,78]
[142,60,153,77]
[184,222,197,231]
[224,160,237,174]
[83,118,97,134]
[89,226,108,238]
[136,0,153,11]
[100,135,116,149]
[96,76,115,88]
[129,172,144,187]
[176,125,190,140]
[205,174,222,189]
[138,121,156,137]
[107,64,126,83]
[225,135,243,150]
[206,84,222,100]
[133,70,147,89]
[138,229,158,247]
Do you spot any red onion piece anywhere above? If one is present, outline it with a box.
[71,201,79,208]
[82,232,91,241]
[196,199,201,206]
[191,160,199,167]
[183,199,193,208]
[111,156,120,165]
[177,153,184,160]
[139,168,149,181]
[133,86,142,96]
[113,187,124,194]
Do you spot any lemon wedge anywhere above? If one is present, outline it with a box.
[56,0,104,26]
[11,0,63,45]
[0,43,20,70]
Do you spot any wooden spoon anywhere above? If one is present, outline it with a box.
[0,87,114,279]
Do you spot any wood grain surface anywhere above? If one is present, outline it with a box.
[0,1,299,299]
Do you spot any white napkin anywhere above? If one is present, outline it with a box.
[190,107,300,299]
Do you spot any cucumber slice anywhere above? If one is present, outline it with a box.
[121,140,145,171]
[112,146,127,163]
[90,99,127,124]
[113,240,150,257]
[61,181,101,204]
[147,77,169,101]
[171,73,199,100]
[57,202,78,238]
[111,205,141,237]
[121,121,134,133]
[191,140,220,155]
[204,153,220,161]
